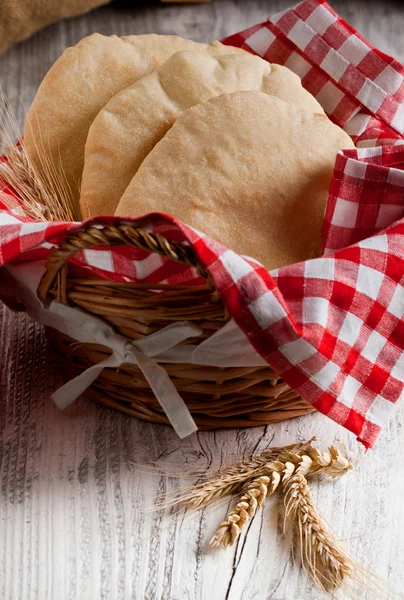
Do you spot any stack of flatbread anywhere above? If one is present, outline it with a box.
[24,33,354,270]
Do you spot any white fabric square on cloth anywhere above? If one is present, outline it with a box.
[288,20,316,51]
[344,113,371,137]
[344,158,368,179]
[356,146,383,158]
[83,249,114,272]
[339,34,370,66]
[387,167,404,186]
[133,252,163,279]
[306,4,337,35]
[356,139,383,148]
[366,394,396,426]
[359,232,389,253]
[321,48,348,82]
[303,296,329,327]
[356,264,384,300]
[357,79,386,113]
[248,291,287,328]
[305,257,335,280]
[339,375,362,408]
[338,311,364,345]
[388,285,404,319]
[246,27,276,55]
[219,250,254,282]
[374,65,404,95]
[0,212,23,225]
[311,361,340,390]
[361,329,387,362]
[20,222,48,235]
[280,337,317,364]
[332,198,359,227]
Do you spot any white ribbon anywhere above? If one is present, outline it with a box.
[5,263,199,438]
[4,260,267,438]
[50,316,201,438]
[51,319,201,439]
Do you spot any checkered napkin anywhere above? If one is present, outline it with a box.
[1,0,404,448]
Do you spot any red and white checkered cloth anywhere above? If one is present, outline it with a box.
[1,0,404,448]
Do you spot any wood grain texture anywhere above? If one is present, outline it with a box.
[1,2,404,598]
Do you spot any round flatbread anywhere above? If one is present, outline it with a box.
[81,50,324,218]
[23,33,243,219]
[115,91,354,270]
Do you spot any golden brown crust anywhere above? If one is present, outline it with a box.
[115,91,354,270]
[81,51,324,219]
[24,34,243,218]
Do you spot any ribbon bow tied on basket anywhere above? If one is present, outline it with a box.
[5,259,202,438]
[52,317,203,438]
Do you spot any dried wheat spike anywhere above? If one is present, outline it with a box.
[178,442,350,514]
[0,91,75,222]
[208,443,352,551]
[308,444,352,478]
[283,472,353,591]
[276,445,352,480]
[210,472,280,548]
[180,441,311,512]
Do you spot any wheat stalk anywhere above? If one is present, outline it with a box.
[0,90,75,222]
[164,440,349,515]
[283,472,353,591]
[170,441,313,513]
[210,471,280,548]
[156,441,388,596]
[209,443,351,549]
[206,443,356,593]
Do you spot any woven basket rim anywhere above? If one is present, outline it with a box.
[38,222,210,304]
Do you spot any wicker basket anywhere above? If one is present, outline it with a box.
[37,223,315,429]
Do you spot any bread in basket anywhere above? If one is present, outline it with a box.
[2,2,404,589]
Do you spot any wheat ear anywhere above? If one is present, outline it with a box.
[210,471,280,548]
[209,443,351,548]
[0,90,75,222]
[172,441,312,513]
[283,472,353,591]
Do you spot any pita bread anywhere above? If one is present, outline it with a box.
[115,92,354,270]
[23,33,243,218]
[81,51,324,218]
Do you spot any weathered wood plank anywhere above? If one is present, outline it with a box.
[1,2,404,598]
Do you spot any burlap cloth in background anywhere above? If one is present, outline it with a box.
[0,0,110,55]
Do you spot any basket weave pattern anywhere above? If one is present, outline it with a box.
[39,224,315,428]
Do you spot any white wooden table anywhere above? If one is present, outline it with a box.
[1,2,404,599]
